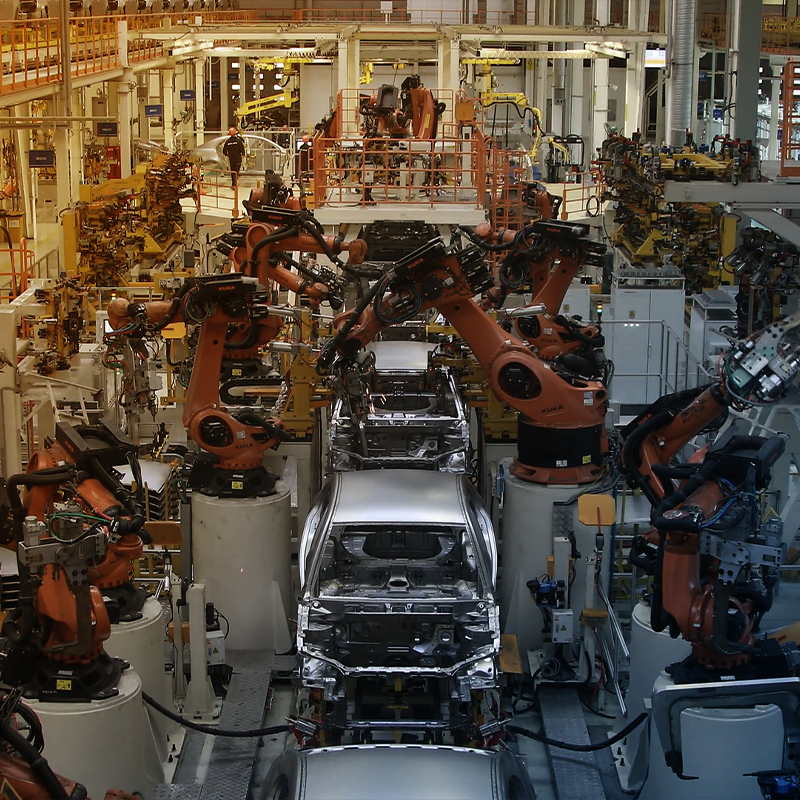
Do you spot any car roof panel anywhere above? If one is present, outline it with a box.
[331,470,467,526]
[301,745,497,799]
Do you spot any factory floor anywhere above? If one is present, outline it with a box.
[159,666,629,800]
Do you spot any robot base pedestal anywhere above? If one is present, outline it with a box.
[26,669,161,800]
[106,596,176,765]
[191,482,293,652]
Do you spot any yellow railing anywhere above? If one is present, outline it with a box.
[702,12,800,53]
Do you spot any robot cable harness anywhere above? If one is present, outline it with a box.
[143,692,291,738]
[506,712,648,752]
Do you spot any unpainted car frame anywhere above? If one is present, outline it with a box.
[328,341,470,473]
[297,469,500,732]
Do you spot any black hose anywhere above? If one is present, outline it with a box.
[506,712,648,752]
[1,721,70,799]
[142,691,291,738]
[316,277,387,374]
[223,321,261,351]
[87,458,144,535]
[248,227,300,277]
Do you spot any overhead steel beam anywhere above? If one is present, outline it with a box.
[663,180,800,206]
[136,24,663,45]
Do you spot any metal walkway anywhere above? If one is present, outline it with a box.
[152,650,280,800]
[539,686,607,800]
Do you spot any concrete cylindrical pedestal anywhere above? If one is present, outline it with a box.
[499,473,580,658]
[619,601,691,796]
[191,482,293,652]
[27,669,161,800]
[106,595,175,762]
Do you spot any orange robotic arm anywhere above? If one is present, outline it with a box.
[218,212,369,312]
[620,312,800,673]
[466,221,608,379]
[322,238,609,484]
[108,275,288,496]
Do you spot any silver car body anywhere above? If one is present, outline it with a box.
[328,341,470,473]
[297,469,500,729]
[192,132,291,177]
[260,744,536,800]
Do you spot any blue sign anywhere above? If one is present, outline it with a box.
[28,150,55,168]
[97,121,118,136]
[144,104,163,118]
[699,70,709,80]
[180,89,196,101]
[712,108,724,120]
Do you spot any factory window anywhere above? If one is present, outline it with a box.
[608,99,618,123]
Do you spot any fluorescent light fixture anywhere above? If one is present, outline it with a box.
[232,83,240,90]
[275,72,283,79]
[274,83,282,90]
[259,72,264,78]
[232,61,239,68]
[276,62,284,68]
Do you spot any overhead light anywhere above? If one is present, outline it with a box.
[585,41,627,58]
[274,83,282,91]
[232,61,239,68]
[275,72,283,79]
[259,84,264,90]
[232,83,240,90]
[259,72,264,79]
[276,62,284,68]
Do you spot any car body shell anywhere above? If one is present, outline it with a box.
[297,469,500,728]
[259,744,536,800]
[328,341,470,473]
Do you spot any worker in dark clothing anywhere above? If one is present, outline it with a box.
[223,126,246,187]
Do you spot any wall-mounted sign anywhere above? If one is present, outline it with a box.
[28,150,55,168]
[712,108,724,121]
[180,89,196,101]
[144,104,163,118]
[97,121,118,136]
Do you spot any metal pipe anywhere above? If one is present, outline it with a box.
[668,0,696,146]
[664,0,674,78]
[60,0,72,117]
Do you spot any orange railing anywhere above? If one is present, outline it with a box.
[313,132,486,210]
[0,243,35,302]
[71,16,121,76]
[781,61,800,177]
[0,17,60,93]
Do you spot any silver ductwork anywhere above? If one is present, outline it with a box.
[668,0,696,146]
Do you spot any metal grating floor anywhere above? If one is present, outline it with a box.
[538,686,607,800]
[151,650,277,800]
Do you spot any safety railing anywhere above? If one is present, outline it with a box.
[0,15,125,96]
[701,12,800,53]
[0,17,60,93]
[0,243,35,301]
[489,147,526,232]
[32,247,61,280]
[604,317,714,410]
[559,170,602,220]
[313,131,486,210]
[71,15,121,76]
[781,61,800,177]
[125,9,258,30]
